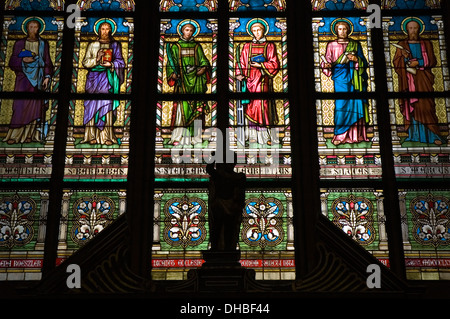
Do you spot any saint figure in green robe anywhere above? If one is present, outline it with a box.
[166,20,211,146]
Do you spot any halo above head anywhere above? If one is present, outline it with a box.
[246,18,270,37]
[94,18,118,36]
[177,19,201,38]
[22,16,46,35]
[401,17,425,35]
[331,18,354,37]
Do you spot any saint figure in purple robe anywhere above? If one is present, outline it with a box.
[3,19,53,145]
[81,20,125,146]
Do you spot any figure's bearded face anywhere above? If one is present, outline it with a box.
[406,21,420,40]
[336,24,349,39]
[182,24,195,40]
[251,24,265,41]
[100,23,112,40]
[27,21,40,38]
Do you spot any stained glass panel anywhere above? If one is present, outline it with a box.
[381,0,440,10]
[78,0,135,11]
[56,189,126,264]
[321,188,390,267]
[384,15,448,93]
[0,16,63,93]
[389,97,449,179]
[229,0,286,12]
[65,99,131,181]
[5,0,64,11]
[159,19,217,95]
[152,189,295,281]
[229,99,292,180]
[152,189,209,280]
[72,17,133,95]
[399,189,450,280]
[313,16,375,93]
[1,99,57,181]
[240,189,295,280]
[317,99,382,180]
[0,190,48,281]
[311,0,368,11]
[384,16,450,178]
[313,16,381,180]
[229,17,287,94]
[229,17,290,180]
[160,0,218,12]
[155,100,217,182]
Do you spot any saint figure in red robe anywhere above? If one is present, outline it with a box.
[235,19,280,146]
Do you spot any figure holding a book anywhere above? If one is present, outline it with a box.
[4,17,53,145]
[235,18,280,146]
[393,18,443,145]
[81,19,125,146]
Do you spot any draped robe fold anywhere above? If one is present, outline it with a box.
[166,38,211,145]
[4,38,53,144]
[393,39,442,144]
[322,39,369,145]
[236,41,280,127]
[82,40,125,145]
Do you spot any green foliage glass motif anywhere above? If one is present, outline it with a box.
[57,190,126,261]
[400,190,450,280]
[153,189,295,281]
[321,189,389,267]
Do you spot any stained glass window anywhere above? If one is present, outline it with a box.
[0,3,66,281]
[312,0,450,284]
[230,17,287,94]
[78,0,135,11]
[313,15,380,179]
[229,0,286,12]
[321,188,390,267]
[0,15,63,181]
[381,0,440,10]
[0,99,57,181]
[311,0,368,11]
[5,0,65,11]
[156,19,218,182]
[152,1,295,280]
[64,99,131,181]
[155,100,217,182]
[315,17,375,93]
[400,189,450,279]
[1,0,450,294]
[158,19,217,95]
[240,189,295,280]
[0,15,63,93]
[384,15,448,94]
[229,17,291,180]
[154,0,294,282]
[160,0,218,12]
[0,0,133,280]
[57,190,126,263]
[229,99,292,180]
[72,17,133,95]
[65,14,133,182]
[152,189,294,280]
[316,98,381,180]
[383,15,450,179]
[0,190,48,281]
